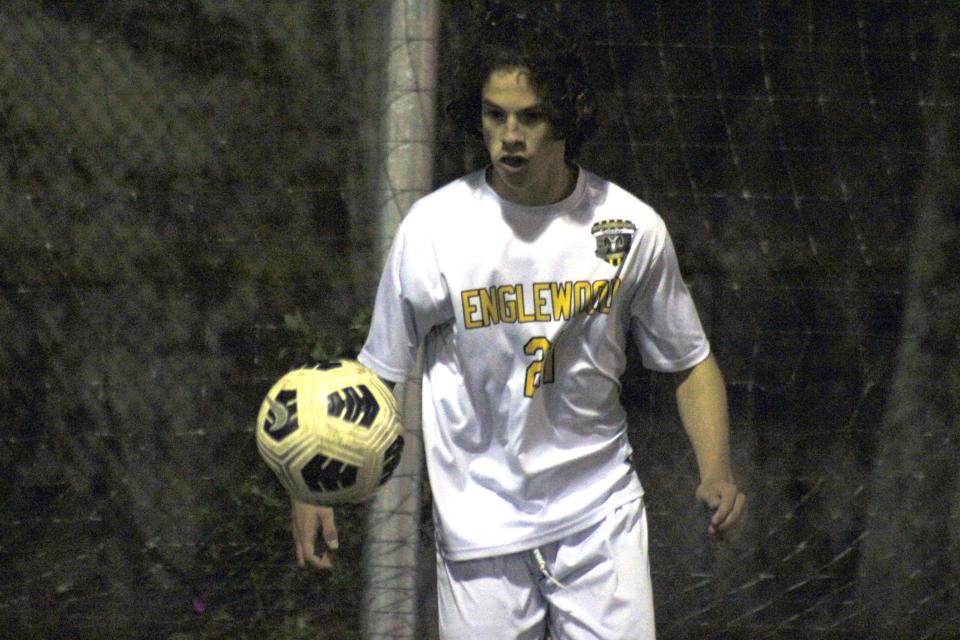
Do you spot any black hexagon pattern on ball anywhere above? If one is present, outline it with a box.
[263,389,299,442]
[301,454,359,492]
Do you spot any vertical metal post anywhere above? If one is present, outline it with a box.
[362,1,438,638]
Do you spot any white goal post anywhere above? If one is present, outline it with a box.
[362,1,438,638]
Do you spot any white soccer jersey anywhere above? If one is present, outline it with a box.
[358,167,710,561]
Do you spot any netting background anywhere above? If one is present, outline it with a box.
[1,1,958,639]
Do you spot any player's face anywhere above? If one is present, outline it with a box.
[481,67,572,206]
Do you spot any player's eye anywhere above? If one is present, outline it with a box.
[482,107,506,122]
[520,111,545,124]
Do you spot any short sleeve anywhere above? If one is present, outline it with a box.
[358,210,454,382]
[629,225,710,372]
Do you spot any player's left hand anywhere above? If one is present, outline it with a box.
[291,498,339,571]
[696,479,746,541]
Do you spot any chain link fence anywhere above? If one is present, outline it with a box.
[1,1,958,638]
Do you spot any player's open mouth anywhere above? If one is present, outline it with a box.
[499,156,528,172]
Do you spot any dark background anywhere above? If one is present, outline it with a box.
[1,1,958,639]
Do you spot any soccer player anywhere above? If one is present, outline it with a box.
[292,5,745,638]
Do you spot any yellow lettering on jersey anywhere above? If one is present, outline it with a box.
[479,286,499,326]
[461,278,621,328]
[532,282,551,322]
[604,278,621,313]
[498,285,517,323]
[593,280,608,314]
[461,289,482,328]
[515,284,535,323]
[573,281,593,314]
[550,282,573,321]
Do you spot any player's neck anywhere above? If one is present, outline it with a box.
[489,162,578,207]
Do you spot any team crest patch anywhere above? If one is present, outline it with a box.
[591,219,636,266]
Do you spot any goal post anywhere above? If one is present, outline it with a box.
[362,1,439,638]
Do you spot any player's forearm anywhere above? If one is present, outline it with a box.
[675,352,734,483]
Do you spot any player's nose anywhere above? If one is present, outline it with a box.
[502,115,524,142]
[501,138,524,152]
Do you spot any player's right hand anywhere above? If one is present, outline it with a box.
[291,498,338,570]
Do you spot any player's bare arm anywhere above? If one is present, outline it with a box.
[673,352,746,539]
[291,497,339,571]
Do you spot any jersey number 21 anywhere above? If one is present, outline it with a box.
[523,337,555,397]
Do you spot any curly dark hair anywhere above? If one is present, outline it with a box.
[446,2,598,158]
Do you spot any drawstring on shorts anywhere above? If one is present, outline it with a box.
[532,547,566,589]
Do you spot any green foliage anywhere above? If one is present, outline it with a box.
[169,467,367,640]
[281,307,372,365]
[0,2,370,639]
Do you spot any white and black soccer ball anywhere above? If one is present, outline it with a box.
[255,360,404,505]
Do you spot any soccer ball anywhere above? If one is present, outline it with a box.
[255,360,404,505]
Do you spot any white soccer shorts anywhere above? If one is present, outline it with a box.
[436,498,656,639]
